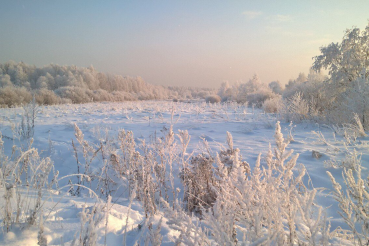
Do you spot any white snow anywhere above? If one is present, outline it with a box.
[0,100,367,245]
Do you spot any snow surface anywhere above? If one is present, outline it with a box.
[0,101,367,245]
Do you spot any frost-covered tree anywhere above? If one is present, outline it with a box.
[0,61,214,106]
[313,23,369,101]
[0,74,12,87]
[236,74,262,103]
[309,23,369,127]
[217,81,230,100]
[340,73,369,128]
[268,80,283,95]
[285,73,307,91]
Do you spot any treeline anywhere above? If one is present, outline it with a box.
[217,70,326,112]
[218,74,283,107]
[218,23,369,129]
[0,61,214,107]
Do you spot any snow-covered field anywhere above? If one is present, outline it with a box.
[0,101,367,245]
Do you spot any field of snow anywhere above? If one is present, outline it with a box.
[0,101,368,245]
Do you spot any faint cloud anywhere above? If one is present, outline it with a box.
[242,11,263,20]
[267,14,293,23]
[263,14,313,38]
[274,15,292,22]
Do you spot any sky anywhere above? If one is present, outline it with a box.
[0,1,368,88]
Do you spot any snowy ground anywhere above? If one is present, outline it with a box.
[0,101,367,245]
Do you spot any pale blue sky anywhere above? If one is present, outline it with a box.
[0,1,368,87]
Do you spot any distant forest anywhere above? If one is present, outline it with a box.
[0,61,214,107]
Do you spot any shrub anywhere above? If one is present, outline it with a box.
[55,86,92,104]
[327,156,369,245]
[19,97,39,139]
[180,132,250,215]
[246,87,276,108]
[202,122,329,245]
[279,92,310,123]
[180,153,217,214]
[91,89,113,102]
[111,91,125,101]
[0,134,56,231]
[0,86,32,107]
[35,88,61,105]
[205,95,221,103]
[263,95,282,113]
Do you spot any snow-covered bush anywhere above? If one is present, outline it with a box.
[112,91,135,101]
[205,95,221,103]
[218,132,250,175]
[180,152,217,214]
[202,122,329,245]
[217,81,237,102]
[72,203,106,246]
[327,158,369,245]
[0,86,32,107]
[246,86,277,108]
[91,89,113,102]
[232,75,263,104]
[263,95,282,113]
[0,135,57,231]
[192,90,210,99]
[180,130,250,216]
[279,70,327,122]
[55,86,92,104]
[19,97,39,139]
[283,73,325,101]
[71,124,100,196]
[35,88,61,105]
[161,198,210,245]
[279,92,310,123]
[217,75,282,108]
